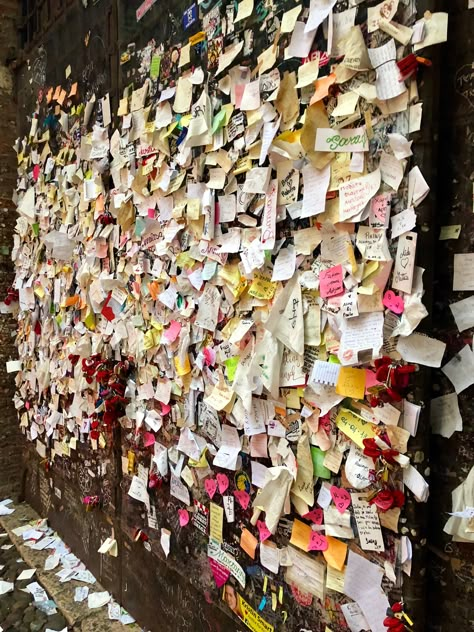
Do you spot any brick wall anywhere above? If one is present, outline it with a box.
[0,1,23,500]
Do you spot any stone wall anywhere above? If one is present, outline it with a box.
[0,0,22,500]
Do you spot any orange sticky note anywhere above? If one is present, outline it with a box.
[46,87,54,103]
[322,536,347,571]
[310,73,336,105]
[335,367,366,400]
[240,528,258,559]
[53,85,61,101]
[68,82,78,98]
[57,89,67,106]
[290,519,312,552]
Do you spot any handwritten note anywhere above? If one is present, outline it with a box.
[351,493,384,551]
[315,127,368,153]
[320,265,344,298]
[339,169,381,222]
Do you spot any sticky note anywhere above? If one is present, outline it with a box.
[335,367,366,400]
[322,536,348,571]
[311,447,332,479]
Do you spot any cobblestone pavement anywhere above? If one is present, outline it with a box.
[0,527,68,632]
[0,501,142,632]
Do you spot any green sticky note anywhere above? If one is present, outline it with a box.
[211,109,226,134]
[328,355,340,364]
[135,217,146,237]
[224,356,240,382]
[311,447,332,479]
[150,54,161,80]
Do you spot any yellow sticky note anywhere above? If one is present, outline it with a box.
[289,519,312,552]
[336,408,377,448]
[174,354,191,376]
[335,367,366,400]
[210,502,224,544]
[248,272,277,300]
[439,225,461,240]
[322,536,348,571]
[285,389,300,409]
[240,528,258,559]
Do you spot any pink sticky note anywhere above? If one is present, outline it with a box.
[161,403,171,415]
[308,532,328,552]
[209,558,230,588]
[330,486,351,514]
[33,164,40,182]
[383,290,405,314]
[217,473,229,495]
[304,508,323,525]
[256,520,272,542]
[319,265,344,299]
[233,490,250,510]
[143,432,155,447]
[205,478,218,500]
[163,320,181,343]
[178,509,189,527]
[148,208,156,218]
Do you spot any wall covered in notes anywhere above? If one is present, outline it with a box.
[7,1,461,631]
[0,0,24,500]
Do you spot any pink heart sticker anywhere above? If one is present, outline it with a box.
[233,490,250,510]
[308,533,328,552]
[330,486,351,514]
[383,290,405,315]
[209,558,231,588]
[256,520,272,542]
[304,508,323,525]
[178,509,189,527]
[217,473,229,495]
[205,478,218,500]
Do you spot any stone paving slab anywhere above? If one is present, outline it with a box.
[0,502,142,632]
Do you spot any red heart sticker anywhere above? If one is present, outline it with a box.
[178,509,189,527]
[205,478,218,500]
[256,520,272,542]
[304,508,323,525]
[330,485,351,514]
[217,473,229,495]
[233,489,250,510]
[383,290,405,315]
[308,533,328,552]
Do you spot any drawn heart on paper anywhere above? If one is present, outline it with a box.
[308,533,328,552]
[383,290,405,315]
[233,489,251,510]
[205,478,218,500]
[330,486,351,514]
[400,255,410,269]
[256,520,272,542]
[209,558,231,588]
[303,508,323,525]
[178,509,189,527]
[217,473,229,495]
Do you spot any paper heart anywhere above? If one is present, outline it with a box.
[178,509,189,527]
[233,489,251,510]
[256,520,272,542]
[400,256,409,269]
[217,473,229,495]
[383,290,405,315]
[303,508,323,525]
[205,478,218,500]
[308,533,328,552]
[330,485,351,514]
[209,558,230,588]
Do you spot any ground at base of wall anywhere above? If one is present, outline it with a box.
[0,531,68,632]
[0,502,142,632]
